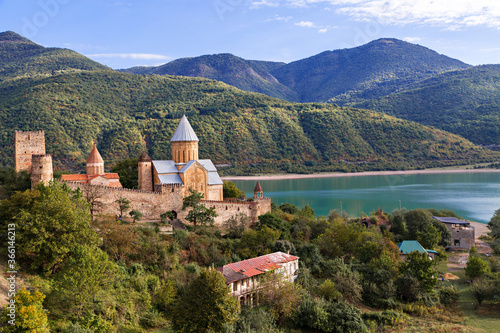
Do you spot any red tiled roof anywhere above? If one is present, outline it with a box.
[254,180,263,193]
[61,174,89,182]
[217,252,299,283]
[61,173,120,183]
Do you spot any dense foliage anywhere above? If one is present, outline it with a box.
[356,65,500,146]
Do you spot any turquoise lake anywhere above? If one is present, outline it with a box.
[233,172,500,223]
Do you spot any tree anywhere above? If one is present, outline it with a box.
[404,209,441,249]
[222,180,245,199]
[470,277,495,306]
[1,288,49,332]
[115,196,131,219]
[238,226,281,258]
[48,244,119,329]
[0,181,99,274]
[98,219,138,261]
[82,184,106,219]
[129,209,143,223]
[223,212,250,238]
[0,168,30,199]
[399,251,437,293]
[173,268,240,332]
[111,158,138,189]
[258,271,303,325]
[488,208,500,239]
[465,256,490,280]
[182,188,217,232]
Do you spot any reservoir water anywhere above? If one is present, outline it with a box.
[233,172,500,223]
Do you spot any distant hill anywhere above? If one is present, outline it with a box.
[121,38,471,105]
[354,65,500,146]
[120,53,297,101]
[0,31,110,82]
[271,38,471,104]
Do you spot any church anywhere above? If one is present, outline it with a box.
[137,115,223,201]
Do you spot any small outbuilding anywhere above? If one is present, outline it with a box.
[432,216,475,249]
[398,240,436,260]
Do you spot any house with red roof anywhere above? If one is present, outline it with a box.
[217,251,299,306]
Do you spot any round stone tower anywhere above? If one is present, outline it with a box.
[138,151,153,192]
[86,146,105,175]
[30,154,53,189]
[171,115,199,164]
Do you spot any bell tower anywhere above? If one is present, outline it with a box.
[171,115,199,164]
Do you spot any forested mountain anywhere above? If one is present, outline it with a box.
[271,38,470,104]
[0,31,110,82]
[120,53,297,101]
[354,65,500,146]
[0,31,497,174]
[0,70,496,174]
[122,38,470,104]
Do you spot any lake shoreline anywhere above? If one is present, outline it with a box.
[222,168,500,181]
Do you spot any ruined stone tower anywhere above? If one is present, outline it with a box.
[30,154,53,189]
[138,151,153,192]
[86,146,105,175]
[171,115,199,164]
[14,130,46,173]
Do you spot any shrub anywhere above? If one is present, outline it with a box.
[438,285,460,305]
[362,310,409,326]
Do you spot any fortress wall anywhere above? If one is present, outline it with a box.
[64,182,184,220]
[63,181,272,225]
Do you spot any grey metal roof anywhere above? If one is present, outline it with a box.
[158,174,183,184]
[432,216,470,225]
[170,115,199,142]
[198,159,217,172]
[179,160,197,173]
[152,160,178,174]
[208,172,223,185]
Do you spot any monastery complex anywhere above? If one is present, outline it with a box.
[14,116,271,226]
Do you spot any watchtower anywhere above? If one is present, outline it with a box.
[30,154,53,189]
[14,130,46,173]
[138,151,153,192]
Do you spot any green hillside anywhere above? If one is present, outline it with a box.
[355,65,500,146]
[0,70,496,174]
[271,38,470,104]
[0,31,110,82]
[120,53,297,101]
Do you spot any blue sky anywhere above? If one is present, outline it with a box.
[1,0,500,69]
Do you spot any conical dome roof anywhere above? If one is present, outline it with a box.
[254,181,263,193]
[87,146,104,164]
[138,151,152,162]
[170,115,199,142]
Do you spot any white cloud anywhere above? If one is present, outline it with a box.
[87,53,171,60]
[294,20,336,32]
[403,37,422,43]
[258,1,500,29]
[250,0,280,8]
[295,21,316,27]
[266,15,293,22]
